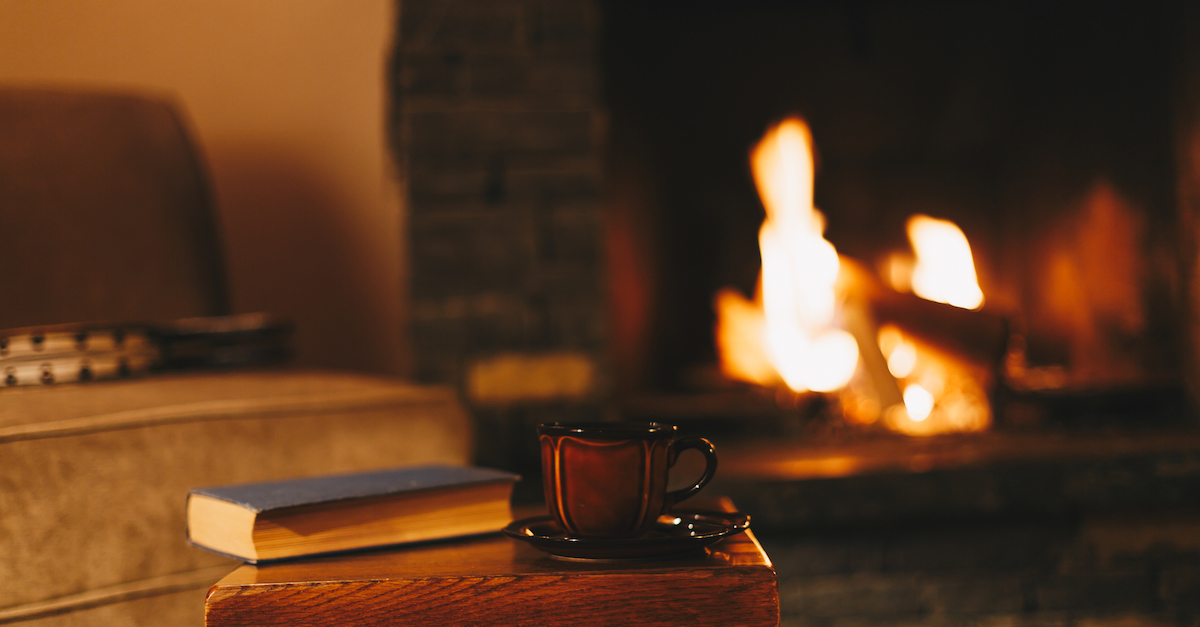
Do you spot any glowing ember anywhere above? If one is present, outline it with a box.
[714,117,859,393]
[878,324,991,435]
[902,384,934,421]
[907,215,984,310]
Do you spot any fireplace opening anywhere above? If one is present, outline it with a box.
[602,0,1196,434]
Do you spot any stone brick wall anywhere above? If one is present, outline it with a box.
[394,0,605,390]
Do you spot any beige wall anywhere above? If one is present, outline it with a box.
[0,0,409,376]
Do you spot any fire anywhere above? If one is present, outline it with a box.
[715,118,858,393]
[902,384,934,421]
[906,215,984,310]
[880,216,992,433]
[877,324,991,435]
[713,287,773,386]
[714,118,991,436]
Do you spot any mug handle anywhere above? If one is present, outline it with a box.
[666,436,718,507]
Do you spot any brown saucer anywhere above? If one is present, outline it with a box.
[503,510,750,561]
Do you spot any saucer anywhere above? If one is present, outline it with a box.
[503,510,750,561]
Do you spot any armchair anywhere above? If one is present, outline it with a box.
[0,87,471,626]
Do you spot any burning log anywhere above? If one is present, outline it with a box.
[841,259,1011,371]
[833,259,1004,434]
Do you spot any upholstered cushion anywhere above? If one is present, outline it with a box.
[0,370,472,625]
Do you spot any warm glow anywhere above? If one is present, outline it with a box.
[714,117,859,393]
[903,384,934,421]
[887,340,918,379]
[882,252,914,293]
[877,324,991,435]
[907,215,984,310]
[714,287,776,386]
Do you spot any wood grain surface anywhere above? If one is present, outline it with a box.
[204,506,778,626]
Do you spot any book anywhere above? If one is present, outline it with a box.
[187,465,520,563]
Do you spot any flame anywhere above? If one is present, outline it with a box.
[902,384,934,421]
[907,215,984,310]
[877,324,991,435]
[714,287,774,386]
[715,118,858,393]
[888,341,918,378]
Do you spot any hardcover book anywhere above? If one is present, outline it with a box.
[187,465,520,563]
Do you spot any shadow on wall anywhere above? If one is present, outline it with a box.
[211,143,406,376]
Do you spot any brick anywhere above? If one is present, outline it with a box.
[409,211,531,296]
[465,350,597,405]
[440,5,523,49]
[398,0,438,44]
[543,206,601,262]
[408,110,594,160]
[509,167,601,207]
[409,164,599,213]
[410,304,531,352]
[402,51,468,98]
[468,54,598,102]
[402,0,524,52]
[541,294,604,346]
[409,165,492,210]
[410,291,600,354]
[524,55,597,98]
[526,0,598,51]
[410,293,530,324]
[468,55,530,97]
[532,263,602,299]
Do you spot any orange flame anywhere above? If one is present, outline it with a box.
[907,215,984,310]
[715,118,858,393]
[875,216,990,433]
[877,324,991,435]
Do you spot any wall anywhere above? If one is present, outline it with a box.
[395,0,607,476]
[0,0,407,376]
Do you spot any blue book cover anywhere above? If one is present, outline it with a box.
[190,464,520,513]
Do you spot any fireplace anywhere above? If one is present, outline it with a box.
[394,1,1200,623]
[603,1,1195,429]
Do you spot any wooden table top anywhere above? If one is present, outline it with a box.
[205,502,779,626]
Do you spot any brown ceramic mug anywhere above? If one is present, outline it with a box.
[538,422,718,538]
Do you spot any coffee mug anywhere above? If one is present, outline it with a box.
[538,422,718,538]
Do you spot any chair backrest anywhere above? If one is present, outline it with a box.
[0,87,228,329]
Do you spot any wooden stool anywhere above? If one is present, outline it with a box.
[204,504,779,626]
